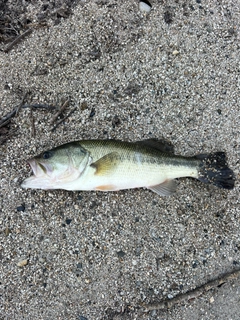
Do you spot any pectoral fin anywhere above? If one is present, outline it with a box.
[148,180,177,196]
[91,152,120,176]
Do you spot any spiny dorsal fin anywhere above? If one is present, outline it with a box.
[148,180,177,196]
[135,138,174,153]
[91,152,120,176]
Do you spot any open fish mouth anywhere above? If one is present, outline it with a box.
[28,159,53,177]
[21,159,54,189]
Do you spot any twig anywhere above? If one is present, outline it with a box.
[51,107,77,132]
[0,102,54,128]
[16,91,29,116]
[0,109,17,127]
[30,106,36,137]
[0,118,11,129]
[142,268,240,311]
[0,128,17,145]
[21,104,56,110]
[0,91,29,127]
[50,99,69,125]
[4,29,32,53]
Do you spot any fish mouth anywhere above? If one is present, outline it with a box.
[28,159,52,177]
[21,159,54,189]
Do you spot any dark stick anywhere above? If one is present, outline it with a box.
[51,107,77,132]
[0,118,11,129]
[4,29,32,53]
[21,104,56,110]
[0,102,54,127]
[50,99,69,125]
[142,268,240,311]
[0,128,17,145]
[0,109,17,126]
[16,91,29,116]
[30,107,36,137]
[0,91,28,130]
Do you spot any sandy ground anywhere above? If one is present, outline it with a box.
[0,0,239,319]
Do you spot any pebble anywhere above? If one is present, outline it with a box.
[66,218,72,225]
[139,1,152,13]
[17,259,28,267]
[132,260,137,266]
[89,108,95,118]
[117,250,126,258]
[5,227,11,236]
[173,50,180,55]
[16,204,25,212]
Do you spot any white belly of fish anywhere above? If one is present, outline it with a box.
[62,162,198,191]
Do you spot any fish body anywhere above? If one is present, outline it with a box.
[21,139,235,196]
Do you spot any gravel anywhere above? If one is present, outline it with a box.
[0,0,239,319]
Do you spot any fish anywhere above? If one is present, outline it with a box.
[21,139,235,196]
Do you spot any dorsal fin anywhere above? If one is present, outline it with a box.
[135,138,174,153]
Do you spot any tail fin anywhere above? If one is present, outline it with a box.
[197,152,235,190]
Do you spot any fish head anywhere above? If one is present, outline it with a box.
[21,142,89,189]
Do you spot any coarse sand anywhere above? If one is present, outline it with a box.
[0,1,239,319]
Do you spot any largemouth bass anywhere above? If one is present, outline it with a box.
[21,139,235,195]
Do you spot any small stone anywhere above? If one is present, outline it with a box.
[4,83,11,90]
[81,101,88,110]
[5,227,11,236]
[164,11,173,24]
[117,250,126,258]
[17,204,25,212]
[89,108,95,118]
[85,278,91,283]
[173,50,179,55]
[192,260,199,268]
[17,259,28,267]
[132,260,137,266]
[66,218,72,225]
[139,1,152,13]
[112,115,121,128]
[209,296,214,303]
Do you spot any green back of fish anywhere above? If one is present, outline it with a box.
[78,139,199,169]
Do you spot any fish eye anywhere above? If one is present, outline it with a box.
[42,151,52,159]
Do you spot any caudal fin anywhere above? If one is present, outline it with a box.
[197,152,235,190]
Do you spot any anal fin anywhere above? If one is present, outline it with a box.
[148,180,177,196]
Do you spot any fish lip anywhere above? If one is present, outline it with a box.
[28,159,52,177]
[28,159,38,176]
